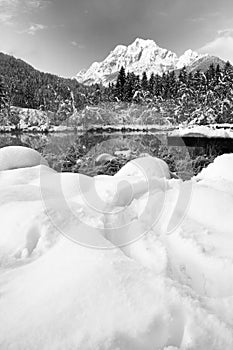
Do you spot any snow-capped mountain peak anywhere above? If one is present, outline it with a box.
[75,38,207,86]
[177,49,207,69]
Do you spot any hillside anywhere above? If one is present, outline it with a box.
[187,55,226,73]
[0,52,92,113]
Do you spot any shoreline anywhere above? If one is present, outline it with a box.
[0,124,178,134]
[0,123,233,138]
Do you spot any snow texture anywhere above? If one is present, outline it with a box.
[1,147,233,349]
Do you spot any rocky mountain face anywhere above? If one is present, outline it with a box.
[185,55,226,74]
[76,38,211,86]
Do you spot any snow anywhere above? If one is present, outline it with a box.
[75,38,205,86]
[115,156,171,179]
[169,125,233,138]
[196,153,233,182]
[1,148,233,349]
[176,49,207,69]
[0,146,48,171]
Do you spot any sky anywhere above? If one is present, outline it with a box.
[0,0,233,78]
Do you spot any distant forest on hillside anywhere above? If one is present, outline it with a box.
[0,51,233,125]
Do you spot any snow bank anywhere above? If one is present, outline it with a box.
[169,125,233,138]
[196,153,233,182]
[115,156,171,179]
[1,149,233,349]
[0,146,48,171]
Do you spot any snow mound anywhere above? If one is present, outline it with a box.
[0,146,48,171]
[0,165,55,188]
[115,156,171,179]
[196,153,233,182]
[1,149,233,349]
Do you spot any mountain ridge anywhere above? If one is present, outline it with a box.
[76,38,225,86]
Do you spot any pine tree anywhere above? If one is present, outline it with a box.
[148,73,155,95]
[115,66,126,101]
[0,76,7,110]
[141,71,148,91]
[215,64,222,84]
[124,72,136,102]
[224,61,232,76]
[178,66,188,85]
[23,79,36,108]
[0,75,8,125]
[206,63,216,82]
[165,71,177,99]
[154,74,162,98]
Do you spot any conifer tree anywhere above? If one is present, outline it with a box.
[0,76,7,110]
[115,66,126,101]
[148,73,155,95]
[178,66,188,85]
[154,74,162,97]
[141,71,148,91]
[124,72,136,102]
[0,75,8,125]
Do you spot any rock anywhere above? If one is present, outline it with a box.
[95,153,116,166]
[115,156,171,179]
[0,146,48,171]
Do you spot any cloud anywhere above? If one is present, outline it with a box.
[71,41,85,49]
[187,16,205,23]
[0,12,14,24]
[186,11,222,24]
[26,0,50,9]
[20,23,48,35]
[156,11,168,17]
[198,29,233,63]
[0,0,50,25]
[217,28,233,37]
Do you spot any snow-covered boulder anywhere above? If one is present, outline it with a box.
[115,156,171,179]
[0,146,48,171]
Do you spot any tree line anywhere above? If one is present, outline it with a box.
[101,62,233,123]
[71,61,233,124]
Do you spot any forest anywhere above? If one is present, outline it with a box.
[0,51,233,126]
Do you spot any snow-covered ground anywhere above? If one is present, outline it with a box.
[1,146,233,349]
[169,124,233,138]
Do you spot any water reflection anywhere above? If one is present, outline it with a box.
[0,131,230,179]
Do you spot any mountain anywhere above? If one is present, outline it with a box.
[186,55,226,73]
[76,38,212,86]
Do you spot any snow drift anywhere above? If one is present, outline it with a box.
[169,125,233,139]
[1,147,233,349]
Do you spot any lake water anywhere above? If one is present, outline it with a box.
[0,131,230,178]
